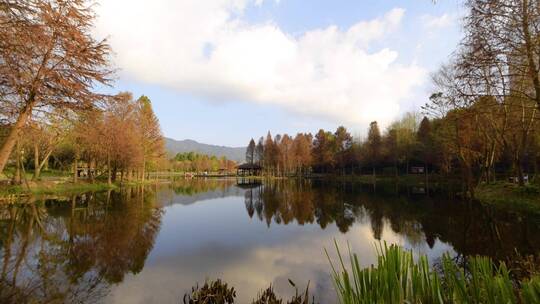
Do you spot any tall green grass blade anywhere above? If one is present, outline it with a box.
[327,241,539,304]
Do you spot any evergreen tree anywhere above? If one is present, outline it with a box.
[367,121,382,174]
[137,95,165,182]
[246,138,256,164]
[255,137,265,165]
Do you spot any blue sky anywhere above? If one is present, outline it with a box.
[96,0,463,147]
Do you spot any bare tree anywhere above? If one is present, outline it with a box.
[0,0,113,173]
[456,0,540,106]
[454,0,540,184]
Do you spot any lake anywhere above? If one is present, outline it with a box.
[1,178,539,303]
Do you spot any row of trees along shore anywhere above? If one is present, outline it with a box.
[172,152,237,173]
[0,1,166,185]
[244,115,447,178]
[246,0,540,197]
[247,106,539,198]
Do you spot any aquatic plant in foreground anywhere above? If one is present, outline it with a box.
[326,241,540,304]
[183,279,314,304]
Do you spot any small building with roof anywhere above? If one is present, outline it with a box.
[236,163,263,176]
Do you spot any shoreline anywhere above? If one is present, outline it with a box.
[1,175,539,215]
[0,181,118,198]
[475,182,540,215]
[0,179,172,200]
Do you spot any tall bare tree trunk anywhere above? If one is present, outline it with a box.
[73,154,78,183]
[534,155,539,179]
[406,159,410,176]
[107,153,112,186]
[89,159,94,183]
[12,140,21,185]
[141,157,146,183]
[32,143,40,181]
[32,147,52,181]
[0,100,35,174]
[112,164,117,183]
[515,151,525,186]
[20,156,30,190]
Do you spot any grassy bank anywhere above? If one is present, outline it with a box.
[476,182,540,215]
[0,169,175,198]
[320,175,540,215]
[0,181,119,197]
[316,173,442,184]
[0,176,175,198]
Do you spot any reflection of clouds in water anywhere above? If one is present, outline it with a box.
[4,180,540,303]
[105,203,454,304]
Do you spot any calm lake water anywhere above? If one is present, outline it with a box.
[1,178,540,303]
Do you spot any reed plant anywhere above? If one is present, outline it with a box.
[183,279,314,304]
[326,241,540,304]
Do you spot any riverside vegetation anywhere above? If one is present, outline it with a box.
[182,242,540,304]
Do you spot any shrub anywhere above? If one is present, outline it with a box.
[184,279,314,304]
[183,279,236,304]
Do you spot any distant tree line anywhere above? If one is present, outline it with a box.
[172,152,236,173]
[247,106,539,194]
[244,114,438,177]
[245,133,314,176]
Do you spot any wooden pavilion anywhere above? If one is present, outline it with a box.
[236,163,263,176]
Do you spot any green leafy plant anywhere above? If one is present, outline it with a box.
[326,241,540,304]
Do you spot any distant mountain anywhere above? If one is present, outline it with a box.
[155,186,245,208]
[165,137,246,162]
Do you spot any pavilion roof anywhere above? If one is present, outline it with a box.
[236,163,263,170]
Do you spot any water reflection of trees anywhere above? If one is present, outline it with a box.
[244,179,540,261]
[172,178,236,196]
[0,187,163,303]
[244,180,359,233]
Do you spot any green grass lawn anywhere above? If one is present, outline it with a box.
[0,181,118,197]
[476,182,540,215]
[0,169,71,182]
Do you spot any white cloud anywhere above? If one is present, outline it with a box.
[95,1,425,127]
[254,0,280,6]
[422,13,454,29]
